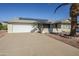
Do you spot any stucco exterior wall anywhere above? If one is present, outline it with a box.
[61,24,71,32]
[8,24,13,33]
[42,28,49,33]
[53,28,62,33]
[52,24,71,33]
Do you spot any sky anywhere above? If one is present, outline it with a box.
[0,3,71,21]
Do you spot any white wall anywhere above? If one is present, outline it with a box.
[53,28,62,33]
[8,24,13,33]
[61,24,71,32]
[52,24,71,33]
[42,28,49,33]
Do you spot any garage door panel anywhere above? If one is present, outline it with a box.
[12,25,33,33]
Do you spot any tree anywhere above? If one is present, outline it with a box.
[0,23,7,30]
[0,23,3,30]
[54,3,79,36]
[2,25,7,30]
[38,24,43,33]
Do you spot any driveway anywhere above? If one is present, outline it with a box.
[0,33,79,56]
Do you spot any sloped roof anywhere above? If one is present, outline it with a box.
[61,19,71,23]
[54,19,71,24]
[5,17,74,24]
[4,17,54,24]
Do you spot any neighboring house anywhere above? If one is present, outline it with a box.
[5,17,54,33]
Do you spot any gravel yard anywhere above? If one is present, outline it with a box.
[47,33,79,49]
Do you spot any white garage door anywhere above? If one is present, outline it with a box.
[12,24,33,33]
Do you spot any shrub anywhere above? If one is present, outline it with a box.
[0,23,7,30]
[0,23,3,30]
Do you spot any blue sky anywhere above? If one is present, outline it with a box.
[0,3,71,21]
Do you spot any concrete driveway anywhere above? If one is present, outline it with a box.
[0,33,79,56]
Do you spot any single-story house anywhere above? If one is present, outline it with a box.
[5,17,79,33]
[5,17,54,33]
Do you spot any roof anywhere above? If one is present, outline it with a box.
[61,20,71,23]
[54,19,71,24]
[4,17,54,24]
[5,17,79,24]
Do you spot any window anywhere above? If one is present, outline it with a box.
[43,24,50,28]
[62,24,71,29]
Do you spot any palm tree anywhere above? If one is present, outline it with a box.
[54,3,79,36]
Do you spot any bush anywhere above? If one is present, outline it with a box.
[2,25,7,30]
[0,23,7,30]
[0,23,3,30]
